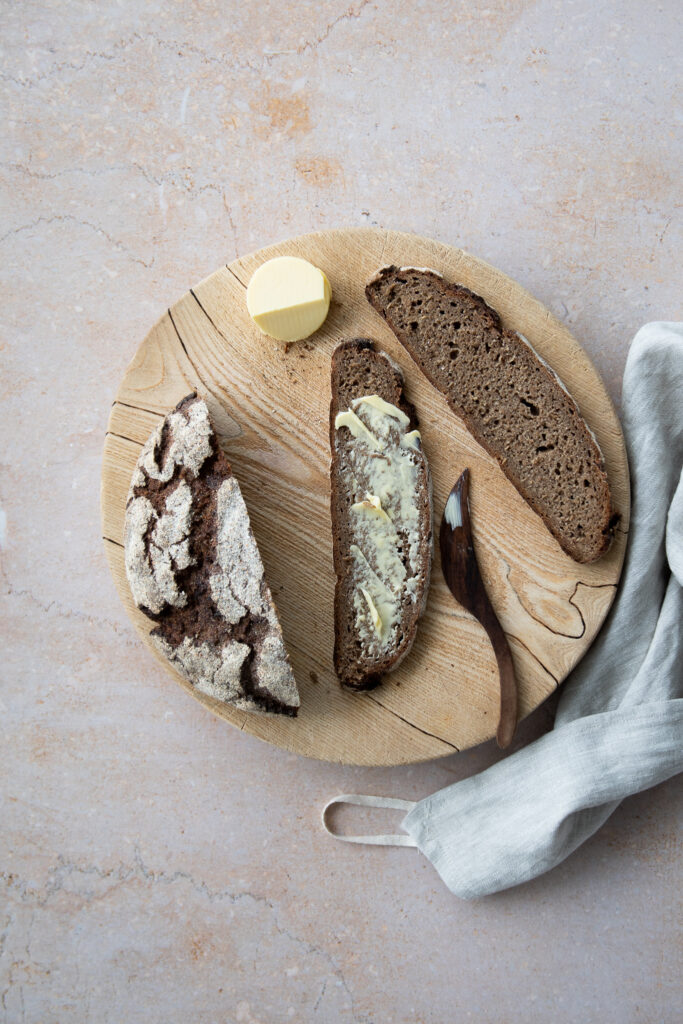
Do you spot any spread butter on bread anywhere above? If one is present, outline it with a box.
[330,340,433,690]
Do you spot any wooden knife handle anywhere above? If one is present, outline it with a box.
[480,607,518,749]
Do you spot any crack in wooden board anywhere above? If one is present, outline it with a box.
[367,693,460,753]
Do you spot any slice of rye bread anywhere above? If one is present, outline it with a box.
[124,394,299,715]
[330,339,433,690]
[366,266,618,563]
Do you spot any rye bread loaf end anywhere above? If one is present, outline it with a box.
[124,394,299,715]
[366,266,617,563]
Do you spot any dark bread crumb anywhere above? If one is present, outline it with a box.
[366,267,616,563]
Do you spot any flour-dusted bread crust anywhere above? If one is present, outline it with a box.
[330,340,433,690]
[124,394,299,715]
[366,266,617,563]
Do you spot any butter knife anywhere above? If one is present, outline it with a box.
[440,469,518,748]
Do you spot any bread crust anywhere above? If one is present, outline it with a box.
[124,394,299,715]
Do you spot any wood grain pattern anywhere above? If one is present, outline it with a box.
[101,228,630,765]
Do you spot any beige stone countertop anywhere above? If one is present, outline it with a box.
[2,2,681,1022]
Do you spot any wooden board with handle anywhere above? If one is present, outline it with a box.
[101,228,630,765]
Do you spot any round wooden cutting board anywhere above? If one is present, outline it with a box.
[101,228,630,765]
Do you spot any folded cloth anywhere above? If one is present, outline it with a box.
[324,322,683,898]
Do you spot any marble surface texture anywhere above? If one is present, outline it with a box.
[1,1,681,1022]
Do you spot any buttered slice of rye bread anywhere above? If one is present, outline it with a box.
[330,340,433,690]
[366,266,617,563]
[124,394,299,715]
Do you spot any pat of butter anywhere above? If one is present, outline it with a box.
[246,256,331,343]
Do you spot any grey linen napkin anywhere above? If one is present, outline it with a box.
[326,322,683,898]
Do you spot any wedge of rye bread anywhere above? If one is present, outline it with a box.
[124,394,299,715]
[366,266,617,563]
[330,339,433,690]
